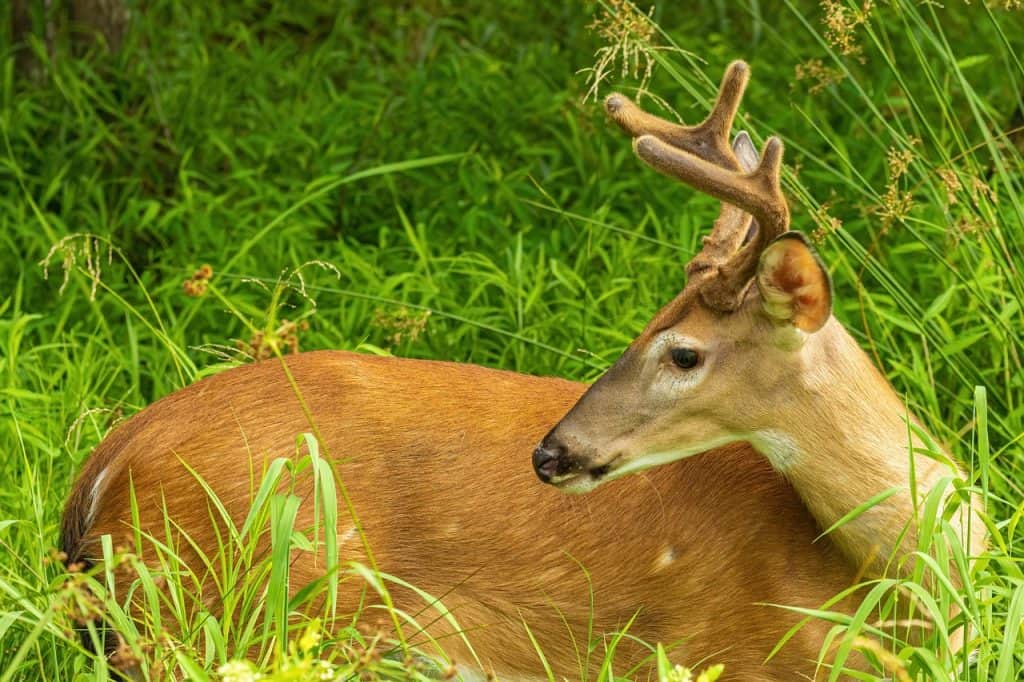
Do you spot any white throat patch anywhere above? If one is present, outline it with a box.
[748,430,802,471]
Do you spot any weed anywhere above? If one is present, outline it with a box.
[583,0,658,103]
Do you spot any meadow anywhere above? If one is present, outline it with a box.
[1,1,1023,680]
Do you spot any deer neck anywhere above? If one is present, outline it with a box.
[749,317,958,575]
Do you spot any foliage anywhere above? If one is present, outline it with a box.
[1,0,1023,679]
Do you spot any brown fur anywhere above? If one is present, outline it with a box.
[64,351,859,680]
[62,59,974,682]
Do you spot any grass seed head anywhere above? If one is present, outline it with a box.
[373,307,431,347]
[39,233,113,300]
[810,200,843,244]
[821,0,875,61]
[970,176,997,205]
[583,0,657,103]
[886,145,916,181]
[109,635,142,672]
[183,263,214,297]
[937,167,963,206]
[794,58,846,93]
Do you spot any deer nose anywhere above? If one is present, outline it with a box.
[532,442,566,483]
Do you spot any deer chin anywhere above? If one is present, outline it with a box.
[596,435,740,484]
[547,454,622,494]
[551,473,603,495]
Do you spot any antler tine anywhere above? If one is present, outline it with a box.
[604,60,791,310]
[604,60,750,171]
[633,135,788,234]
[633,133,791,310]
[684,131,760,279]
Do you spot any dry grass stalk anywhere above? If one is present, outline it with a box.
[583,0,657,103]
[39,233,113,301]
[821,0,875,61]
[795,58,846,93]
[373,307,431,347]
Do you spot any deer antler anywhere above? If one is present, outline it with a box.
[604,61,791,311]
[604,61,749,172]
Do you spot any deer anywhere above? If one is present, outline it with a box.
[61,61,984,681]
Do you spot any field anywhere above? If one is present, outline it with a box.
[2,1,1023,680]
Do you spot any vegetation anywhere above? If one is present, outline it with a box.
[2,0,1023,679]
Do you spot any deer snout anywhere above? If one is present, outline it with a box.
[532,440,568,483]
[533,433,614,488]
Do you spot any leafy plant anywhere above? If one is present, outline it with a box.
[2,0,1023,679]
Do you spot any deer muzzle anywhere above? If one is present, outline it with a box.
[532,431,617,491]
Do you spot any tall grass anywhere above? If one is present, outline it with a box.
[1,0,1022,679]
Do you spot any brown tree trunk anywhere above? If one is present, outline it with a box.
[10,0,41,76]
[10,0,129,77]
[69,0,129,53]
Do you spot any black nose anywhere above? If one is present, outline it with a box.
[532,442,566,483]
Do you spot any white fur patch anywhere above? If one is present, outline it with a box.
[647,332,711,394]
[655,544,677,571]
[85,466,111,528]
[337,526,358,546]
[770,325,805,351]
[749,430,803,471]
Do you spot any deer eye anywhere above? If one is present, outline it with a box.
[670,347,701,370]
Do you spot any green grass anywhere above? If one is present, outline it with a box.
[1,0,1023,679]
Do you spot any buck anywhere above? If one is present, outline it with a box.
[63,61,983,681]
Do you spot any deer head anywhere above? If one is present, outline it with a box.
[533,61,833,492]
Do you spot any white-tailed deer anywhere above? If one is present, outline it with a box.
[62,61,983,681]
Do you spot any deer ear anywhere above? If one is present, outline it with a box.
[732,131,759,173]
[756,232,832,333]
